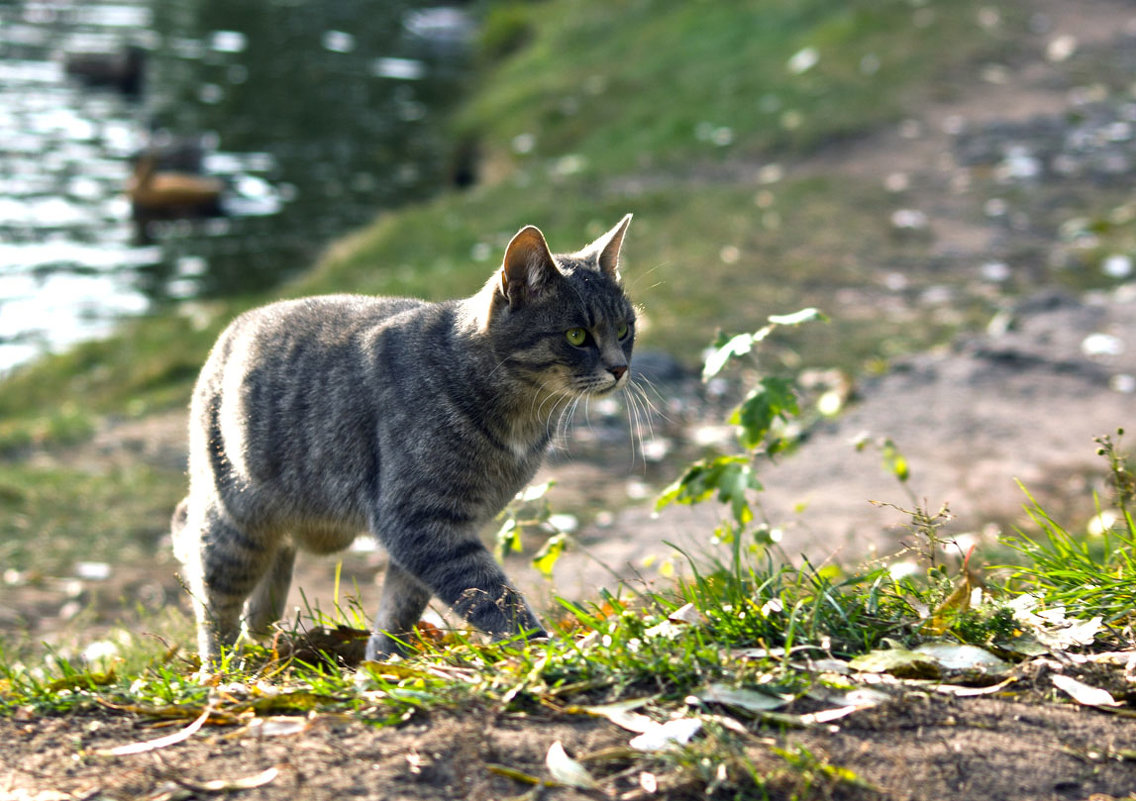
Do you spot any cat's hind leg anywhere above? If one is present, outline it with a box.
[365,561,432,660]
[243,544,296,640]
[178,503,275,666]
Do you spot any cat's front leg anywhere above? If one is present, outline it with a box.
[380,531,546,651]
[366,561,433,660]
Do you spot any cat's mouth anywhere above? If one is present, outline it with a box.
[575,373,628,396]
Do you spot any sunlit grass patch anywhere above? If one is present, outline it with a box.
[0,302,237,426]
[1001,432,1136,636]
[460,0,1016,176]
[305,172,975,370]
[0,484,1131,797]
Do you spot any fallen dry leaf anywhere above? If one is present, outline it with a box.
[577,697,656,733]
[1052,674,1121,707]
[931,677,1017,697]
[177,766,280,792]
[690,682,792,713]
[629,717,702,752]
[545,740,598,789]
[95,705,211,756]
[668,602,703,625]
[242,715,312,738]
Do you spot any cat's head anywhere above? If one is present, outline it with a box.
[471,214,636,399]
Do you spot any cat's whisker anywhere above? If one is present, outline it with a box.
[534,381,577,433]
[625,387,649,470]
[553,396,577,447]
[626,262,667,296]
[631,375,670,424]
[531,381,579,451]
[643,384,663,442]
[561,396,583,445]
[533,383,559,420]
[487,355,515,382]
[544,394,574,451]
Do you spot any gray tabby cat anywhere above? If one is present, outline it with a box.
[173,215,635,664]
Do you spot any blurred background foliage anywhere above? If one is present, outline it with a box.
[0,0,1019,425]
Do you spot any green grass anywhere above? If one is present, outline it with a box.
[459,0,1012,175]
[301,173,974,369]
[1000,433,1136,629]
[2,477,1130,796]
[0,301,241,453]
[0,460,185,575]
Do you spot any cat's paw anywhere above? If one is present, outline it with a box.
[364,632,414,662]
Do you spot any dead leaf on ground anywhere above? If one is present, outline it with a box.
[849,642,1008,680]
[94,705,212,756]
[239,715,312,738]
[175,766,281,792]
[1051,674,1121,708]
[629,717,703,752]
[689,682,793,713]
[931,677,1017,697]
[575,697,657,733]
[545,740,599,789]
[848,646,941,679]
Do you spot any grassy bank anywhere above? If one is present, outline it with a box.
[1,0,1012,430]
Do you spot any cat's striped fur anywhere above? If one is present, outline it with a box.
[173,216,635,664]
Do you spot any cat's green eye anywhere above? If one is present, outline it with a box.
[565,327,587,346]
[617,322,630,340]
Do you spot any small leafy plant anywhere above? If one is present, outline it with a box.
[656,308,827,545]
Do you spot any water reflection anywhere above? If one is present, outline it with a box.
[0,0,469,372]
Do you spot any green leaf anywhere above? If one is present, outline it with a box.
[656,455,750,509]
[702,332,757,380]
[732,377,799,451]
[656,455,760,529]
[767,307,827,327]
[718,460,759,526]
[494,518,522,562]
[532,532,568,577]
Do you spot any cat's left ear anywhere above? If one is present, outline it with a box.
[584,213,633,280]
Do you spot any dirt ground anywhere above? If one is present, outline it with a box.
[3,668,1136,801]
[6,1,1136,799]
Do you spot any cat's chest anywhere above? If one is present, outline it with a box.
[476,444,547,513]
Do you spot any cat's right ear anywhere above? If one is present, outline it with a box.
[500,225,559,307]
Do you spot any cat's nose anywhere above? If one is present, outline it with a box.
[609,364,628,380]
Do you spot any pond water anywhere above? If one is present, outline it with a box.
[0,0,471,372]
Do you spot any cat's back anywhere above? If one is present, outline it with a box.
[219,294,424,351]
[188,293,445,520]
[197,294,430,387]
